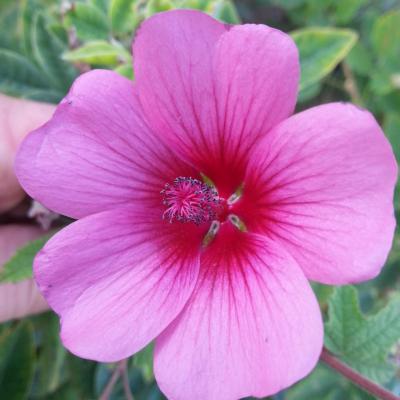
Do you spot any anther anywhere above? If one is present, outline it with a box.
[228,214,247,232]
[202,220,220,247]
[227,183,244,205]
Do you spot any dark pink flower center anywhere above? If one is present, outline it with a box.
[161,177,221,225]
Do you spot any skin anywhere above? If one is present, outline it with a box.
[0,93,55,213]
[0,94,54,321]
[0,224,48,323]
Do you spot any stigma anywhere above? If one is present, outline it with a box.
[161,177,221,225]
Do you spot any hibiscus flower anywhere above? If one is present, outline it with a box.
[15,10,397,400]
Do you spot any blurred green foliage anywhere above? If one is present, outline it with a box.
[0,234,53,284]
[1,0,400,399]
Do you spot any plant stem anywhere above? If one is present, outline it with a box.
[99,359,129,400]
[342,62,363,106]
[321,347,400,400]
[122,361,134,400]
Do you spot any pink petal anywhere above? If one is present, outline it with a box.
[240,103,397,284]
[154,225,322,400]
[0,94,55,213]
[134,10,299,196]
[35,207,202,362]
[0,225,48,323]
[15,70,195,219]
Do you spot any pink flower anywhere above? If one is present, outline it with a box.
[15,10,396,400]
[0,225,48,323]
[0,94,55,213]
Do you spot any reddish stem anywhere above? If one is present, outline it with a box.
[321,347,400,400]
[122,363,134,400]
[99,359,130,400]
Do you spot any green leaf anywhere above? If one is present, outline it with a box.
[22,89,63,103]
[39,384,81,400]
[49,22,70,45]
[332,0,366,24]
[286,364,375,400]
[291,28,358,90]
[371,10,400,74]
[285,364,343,400]
[284,1,329,26]
[0,49,62,102]
[133,342,154,382]
[29,313,66,397]
[67,2,110,41]
[0,322,35,400]
[63,40,130,66]
[325,286,400,384]
[181,0,211,10]
[91,0,110,13]
[270,0,307,10]
[297,81,321,103]
[311,282,333,308]
[0,1,21,52]
[21,0,38,58]
[109,0,136,34]
[346,42,374,77]
[384,113,400,162]
[145,0,174,16]
[378,91,400,115]
[65,354,97,399]
[369,69,394,96]
[368,10,400,95]
[0,234,52,283]
[114,63,134,79]
[32,13,77,92]
[0,48,46,91]
[212,0,241,24]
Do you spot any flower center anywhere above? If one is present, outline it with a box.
[161,177,221,225]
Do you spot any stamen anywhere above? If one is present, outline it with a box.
[228,214,247,232]
[202,220,220,247]
[227,183,244,205]
[200,172,216,189]
[161,177,221,225]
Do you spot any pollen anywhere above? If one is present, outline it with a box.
[161,177,221,225]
